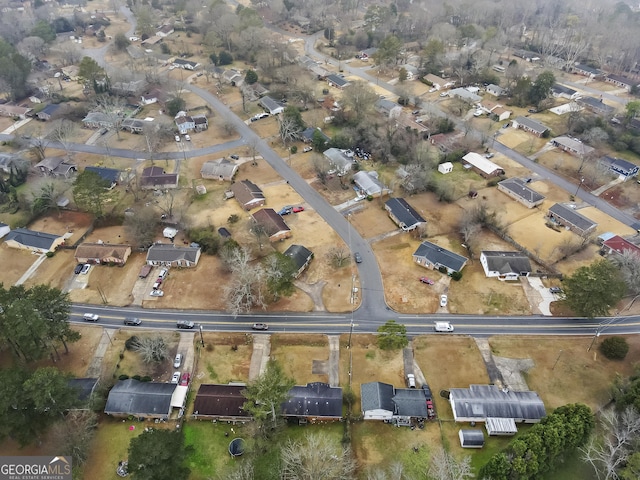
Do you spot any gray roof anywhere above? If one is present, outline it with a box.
[284,244,313,272]
[300,127,329,143]
[601,155,638,174]
[39,104,60,116]
[548,203,597,233]
[393,388,429,417]
[449,88,482,103]
[513,116,548,134]
[104,379,176,416]
[551,136,595,156]
[449,384,546,421]
[85,166,120,184]
[577,96,615,114]
[498,178,545,204]
[385,198,426,230]
[574,64,602,75]
[413,241,468,272]
[326,74,349,88]
[282,382,342,418]
[361,382,395,413]
[482,251,532,275]
[259,96,283,113]
[460,429,485,446]
[200,158,238,179]
[551,84,577,96]
[323,148,354,171]
[353,171,386,196]
[5,228,61,250]
[146,244,201,263]
[375,98,400,113]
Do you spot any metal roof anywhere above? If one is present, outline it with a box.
[413,241,468,272]
[85,166,120,183]
[485,417,517,434]
[459,429,485,446]
[282,382,342,418]
[449,385,546,422]
[552,136,595,156]
[353,171,386,196]
[326,74,349,87]
[498,178,545,204]
[104,379,176,417]
[462,152,504,175]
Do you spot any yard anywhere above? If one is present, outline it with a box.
[270,334,330,385]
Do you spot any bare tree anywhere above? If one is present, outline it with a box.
[131,336,169,363]
[47,119,76,152]
[427,448,474,480]
[341,81,378,121]
[224,462,254,480]
[327,246,350,267]
[124,207,159,247]
[280,432,357,480]
[223,247,266,316]
[249,221,269,251]
[50,410,98,467]
[278,114,301,147]
[609,250,640,295]
[311,155,330,185]
[91,94,126,140]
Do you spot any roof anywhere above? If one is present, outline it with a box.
[462,152,504,175]
[574,63,602,75]
[200,158,238,179]
[548,203,597,232]
[140,166,178,187]
[230,180,264,207]
[413,240,468,272]
[449,88,481,103]
[424,73,446,85]
[326,74,349,87]
[85,166,120,183]
[173,58,198,68]
[551,84,577,96]
[392,388,429,417]
[258,96,283,112]
[486,417,517,434]
[513,116,548,134]
[251,208,291,237]
[577,96,615,113]
[481,251,532,275]
[104,379,176,416]
[498,178,545,204]
[82,111,112,124]
[68,378,99,402]
[284,244,313,271]
[486,84,505,94]
[146,243,201,263]
[193,384,249,417]
[75,243,130,260]
[385,198,426,229]
[323,148,353,171]
[5,228,61,250]
[300,127,330,143]
[35,156,68,171]
[601,155,638,174]
[282,382,343,418]
[552,136,595,156]
[607,74,637,86]
[361,382,395,413]
[459,429,485,445]
[353,171,387,196]
[375,98,400,113]
[602,235,640,256]
[449,384,546,421]
[39,104,60,116]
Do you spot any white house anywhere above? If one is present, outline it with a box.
[480,251,532,281]
[438,162,453,174]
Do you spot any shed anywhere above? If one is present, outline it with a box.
[485,417,518,436]
[459,429,485,448]
[0,222,10,238]
[163,227,178,239]
[438,162,453,174]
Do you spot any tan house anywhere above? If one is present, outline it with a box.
[251,208,291,242]
[75,243,132,265]
[231,180,265,210]
[4,228,64,253]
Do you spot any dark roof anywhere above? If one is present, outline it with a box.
[282,382,342,418]
[574,64,602,75]
[284,244,313,272]
[85,166,120,184]
[551,84,577,96]
[392,388,429,417]
[218,227,231,238]
[39,104,60,116]
[68,378,99,402]
[601,155,638,174]
[251,208,290,237]
[577,96,615,113]
[104,379,175,416]
[459,429,485,446]
[606,74,637,86]
[300,127,330,143]
[449,384,546,421]
[258,96,283,113]
[413,241,468,272]
[548,203,597,233]
[193,384,249,417]
[230,180,265,207]
[385,198,426,230]
[173,58,198,67]
[326,74,349,87]
[513,116,548,134]
[361,382,395,413]
[146,244,200,263]
[140,166,178,187]
[498,178,545,204]
[5,228,61,250]
[481,251,532,275]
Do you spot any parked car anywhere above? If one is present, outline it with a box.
[175,135,180,142]
[152,282,162,290]
[158,268,169,280]
[149,290,164,297]
[180,372,191,385]
[74,264,84,274]
[184,134,191,141]
[177,320,195,329]
[171,372,181,384]
[230,154,239,160]
[302,146,313,153]
[412,110,420,115]
[252,323,269,331]
[485,152,495,159]
[419,277,434,285]
[440,92,448,97]
[278,206,293,215]
[549,287,563,294]
[406,373,416,388]
[528,108,538,113]
[293,206,305,213]
[155,277,163,285]
[173,353,182,368]
[354,252,362,263]
[124,317,141,326]
[473,110,483,117]
[83,313,99,322]
[440,294,448,307]
[80,264,91,275]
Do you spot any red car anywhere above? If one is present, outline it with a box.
[419,277,434,285]
[179,372,191,385]
[293,206,305,213]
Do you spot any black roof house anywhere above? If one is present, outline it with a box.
[392,388,429,417]
[361,382,431,420]
[281,382,343,419]
[283,244,314,278]
[104,379,176,418]
[361,382,395,418]
[412,241,468,273]
[384,198,426,231]
[85,166,121,187]
[193,384,249,420]
[548,203,597,235]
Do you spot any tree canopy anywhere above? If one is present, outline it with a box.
[0,39,32,100]
[377,320,409,350]
[73,170,114,218]
[128,429,191,480]
[564,260,626,317]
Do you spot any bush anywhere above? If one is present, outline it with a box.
[46,251,55,258]
[118,374,129,380]
[290,145,297,154]
[125,336,140,351]
[600,336,629,360]
[141,376,152,382]
[438,266,448,274]
[451,271,462,281]
[228,214,239,224]
[132,375,141,381]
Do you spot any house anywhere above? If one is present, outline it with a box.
[412,240,468,274]
[548,203,597,235]
[193,384,250,421]
[251,208,291,242]
[402,64,419,80]
[485,84,505,97]
[156,24,174,37]
[605,74,639,92]
[551,136,595,157]
[511,116,549,137]
[384,198,426,231]
[299,127,330,144]
[281,383,343,421]
[283,244,314,278]
[459,430,485,448]
[248,82,270,98]
[121,118,147,133]
[4,228,64,253]
[361,382,432,425]
[576,96,615,116]
[140,88,164,105]
[438,162,453,174]
[75,243,132,265]
[175,114,195,134]
[462,152,505,178]
[258,96,284,116]
[200,158,238,181]
[551,84,580,100]
[571,64,602,79]
[353,171,391,197]
[141,35,163,46]
[599,155,639,181]
[478,100,511,121]
[448,384,546,424]
[146,243,201,267]
[323,148,354,176]
[104,379,182,419]
[36,104,60,121]
[192,115,208,132]
[82,111,115,129]
[480,251,532,281]
[230,180,265,210]
[448,88,481,104]
[375,98,402,118]
[140,166,178,189]
[222,69,243,85]
[111,80,144,97]
[513,50,541,62]
[326,74,349,89]
[601,235,640,258]
[173,58,199,70]
[34,156,77,178]
[0,105,32,119]
[423,73,453,90]
[497,178,545,208]
[0,222,10,238]
[85,166,122,188]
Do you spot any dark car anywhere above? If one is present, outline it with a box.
[230,154,239,160]
[177,320,195,329]
[549,287,563,294]
[124,317,141,326]
[278,206,293,215]
[354,252,362,263]
[74,264,84,274]
[252,323,268,331]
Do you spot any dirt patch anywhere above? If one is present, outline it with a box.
[28,210,93,241]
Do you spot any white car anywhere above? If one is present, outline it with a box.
[302,146,313,153]
[440,294,448,307]
[170,372,180,384]
[175,135,180,142]
[83,313,99,322]
[173,353,182,368]
[440,92,448,97]
[473,110,483,117]
[150,290,164,297]
[184,134,191,141]
[80,264,91,275]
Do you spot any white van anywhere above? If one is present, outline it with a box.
[434,321,454,332]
